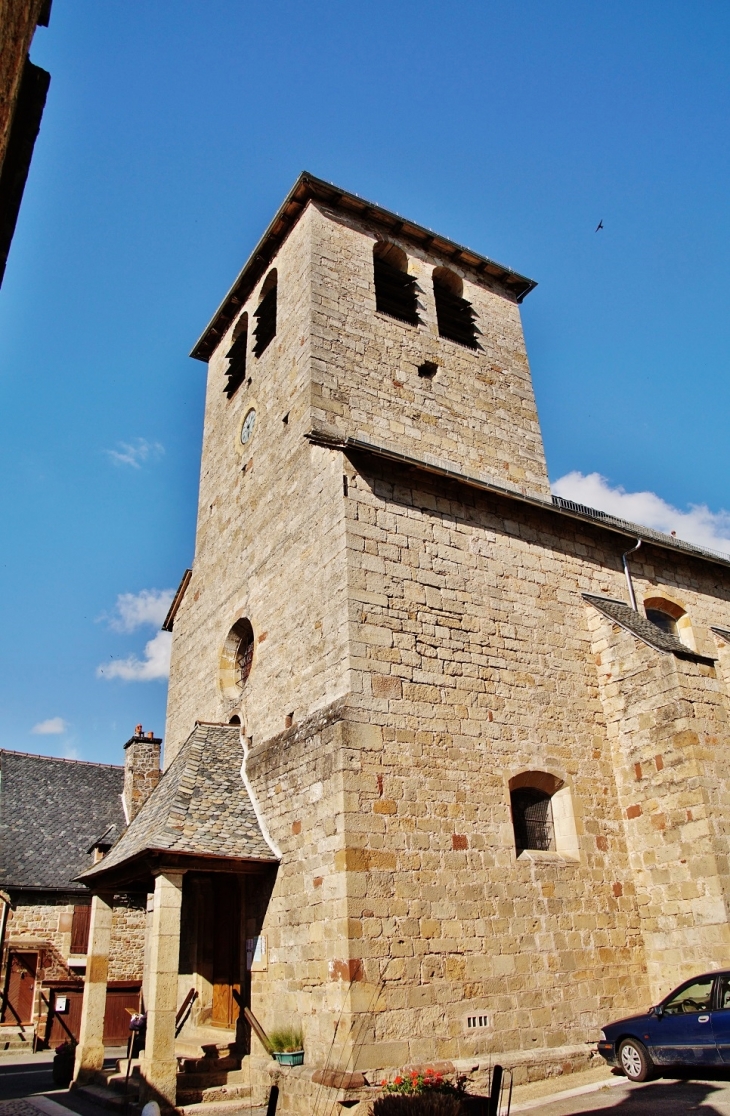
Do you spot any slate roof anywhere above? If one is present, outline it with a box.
[0,750,125,891]
[583,594,717,664]
[80,723,277,883]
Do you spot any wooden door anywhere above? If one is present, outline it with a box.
[45,988,84,1047]
[103,985,141,1046]
[2,952,37,1025]
[210,877,240,1029]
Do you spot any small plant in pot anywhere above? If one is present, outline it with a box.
[269,1024,304,1066]
[52,1040,77,1087]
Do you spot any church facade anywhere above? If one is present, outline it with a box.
[74,173,730,1108]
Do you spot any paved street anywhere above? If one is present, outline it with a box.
[524,1071,730,1116]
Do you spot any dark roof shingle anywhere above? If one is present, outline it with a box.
[0,750,125,891]
[583,594,717,664]
[80,723,277,882]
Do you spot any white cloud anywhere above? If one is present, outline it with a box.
[106,438,164,469]
[105,588,175,633]
[98,630,172,683]
[31,716,68,735]
[552,472,730,556]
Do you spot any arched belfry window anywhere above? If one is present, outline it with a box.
[373,242,419,325]
[224,313,248,398]
[219,618,255,699]
[509,771,579,860]
[433,267,479,349]
[254,270,277,357]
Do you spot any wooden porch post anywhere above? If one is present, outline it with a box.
[73,890,113,1083]
[140,869,184,1108]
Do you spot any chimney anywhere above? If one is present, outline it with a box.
[123,725,162,823]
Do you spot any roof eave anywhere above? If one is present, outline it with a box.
[190,171,537,363]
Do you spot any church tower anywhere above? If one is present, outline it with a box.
[161,173,730,1078]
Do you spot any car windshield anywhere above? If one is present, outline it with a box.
[663,977,713,1015]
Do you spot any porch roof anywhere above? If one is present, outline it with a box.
[78,723,278,887]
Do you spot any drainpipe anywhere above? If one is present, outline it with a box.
[622,539,642,611]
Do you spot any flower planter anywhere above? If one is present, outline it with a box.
[52,1052,75,1088]
[273,1050,304,1066]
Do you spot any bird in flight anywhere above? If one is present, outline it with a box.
[595,219,604,231]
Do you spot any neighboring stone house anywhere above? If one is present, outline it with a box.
[0,739,151,1050]
[73,173,730,1108]
[0,0,51,287]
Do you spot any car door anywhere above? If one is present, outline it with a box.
[645,976,718,1065]
[711,972,730,1063]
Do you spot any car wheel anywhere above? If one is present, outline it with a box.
[618,1038,654,1082]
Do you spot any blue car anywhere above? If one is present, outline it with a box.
[598,970,730,1082]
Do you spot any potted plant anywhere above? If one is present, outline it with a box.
[372,1069,476,1116]
[268,1024,304,1066]
[52,1040,77,1087]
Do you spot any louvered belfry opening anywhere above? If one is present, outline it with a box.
[373,242,419,325]
[254,270,277,356]
[224,313,248,398]
[511,787,555,853]
[433,266,479,349]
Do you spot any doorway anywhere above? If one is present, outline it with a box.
[2,952,37,1025]
[211,876,240,1029]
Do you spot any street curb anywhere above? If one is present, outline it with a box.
[510,1075,627,1112]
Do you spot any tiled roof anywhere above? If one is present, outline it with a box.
[0,750,125,891]
[583,594,717,663]
[80,723,277,882]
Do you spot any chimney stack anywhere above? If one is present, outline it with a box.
[123,725,162,823]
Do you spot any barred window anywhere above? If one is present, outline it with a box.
[511,788,555,854]
[254,270,277,357]
[433,267,479,349]
[224,313,248,398]
[373,242,419,325]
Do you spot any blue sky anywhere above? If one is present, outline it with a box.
[1,1,728,764]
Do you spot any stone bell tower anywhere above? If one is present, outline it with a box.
[159,174,730,1081]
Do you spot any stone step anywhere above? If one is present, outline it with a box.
[115,1057,141,1076]
[176,1068,248,1089]
[107,1072,142,1096]
[0,1029,34,1055]
[178,1102,267,1116]
[179,1055,241,1076]
[74,1083,141,1113]
[176,1082,252,1106]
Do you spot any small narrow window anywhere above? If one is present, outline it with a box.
[433,267,479,349]
[643,596,694,648]
[254,270,277,357]
[508,771,578,859]
[224,313,248,398]
[511,788,555,853]
[373,242,419,325]
[70,904,91,954]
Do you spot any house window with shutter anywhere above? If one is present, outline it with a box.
[433,266,479,348]
[373,242,419,325]
[224,313,248,398]
[253,271,277,357]
[70,904,91,954]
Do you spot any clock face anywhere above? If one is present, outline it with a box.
[240,409,256,445]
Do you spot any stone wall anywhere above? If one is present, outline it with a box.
[309,203,550,499]
[165,207,350,761]
[172,187,730,1076]
[108,894,145,981]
